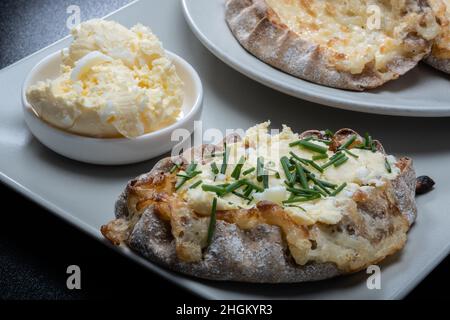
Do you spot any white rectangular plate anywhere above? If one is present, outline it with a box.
[1,0,449,300]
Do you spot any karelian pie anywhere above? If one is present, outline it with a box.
[102,123,418,283]
[225,0,441,90]
[426,0,450,73]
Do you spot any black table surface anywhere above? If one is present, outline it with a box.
[0,0,448,300]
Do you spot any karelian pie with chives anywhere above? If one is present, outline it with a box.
[225,0,441,90]
[426,0,450,73]
[102,123,418,283]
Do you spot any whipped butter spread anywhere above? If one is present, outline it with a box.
[175,122,400,226]
[27,20,184,138]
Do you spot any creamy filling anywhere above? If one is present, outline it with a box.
[175,122,400,227]
[266,0,440,74]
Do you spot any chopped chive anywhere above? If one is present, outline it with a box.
[189,180,202,189]
[175,162,198,190]
[282,195,320,204]
[312,154,329,161]
[231,156,246,180]
[280,156,294,184]
[176,171,201,179]
[289,152,324,173]
[256,157,265,182]
[331,183,347,197]
[285,204,306,211]
[343,149,359,159]
[287,187,319,196]
[225,179,247,194]
[334,156,349,167]
[243,185,253,197]
[314,179,337,189]
[210,162,219,175]
[321,152,345,169]
[330,151,344,161]
[291,140,328,154]
[324,129,334,138]
[207,198,217,246]
[275,172,281,179]
[220,143,230,174]
[202,184,226,196]
[263,174,269,189]
[243,167,255,176]
[371,141,377,153]
[186,162,197,173]
[307,174,331,194]
[339,135,357,150]
[313,185,328,197]
[232,191,253,201]
[170,164,179,174]
[385,158,392,173]
[295,163,308,189]
[307,160,324,173]
[243,180,264,193]
[312,138,332,145]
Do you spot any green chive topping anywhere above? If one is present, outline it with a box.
[283,194,320,204]
[189,180,202,189]
[232,191,253,202]
[312,154,328,161]
[170,163,179,174]
[210,162,219,175]
[243,167,255,176]
[290,152,324,173]
[243,180,264,193]
[286,187,319,196]
[307,174,331,194]
[263,174,269,189]
[312,138,332,145]
[285,204,306,211]
[321,152,345,169]
[343,149,359,159]
[281,156,293,183]
[313,185,328,197]
[385,158,392,173]
[207,198,217,246]
[225,179,247,194]
[291,140,328,154]
[365,133,372,148]
[256,157,265,182]
[231,156,246,180]
[295,162,309,189]
[202,184,226,196]
[175,162,198,190]
[334,155,349,167]
[220,143,230,174]
[339,135,357,150]
[324,129,334,138]
[331,183,347,197]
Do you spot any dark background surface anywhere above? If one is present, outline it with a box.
[0,0,448,300]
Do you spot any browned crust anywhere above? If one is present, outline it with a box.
[225,0,434,91]
[425,0,450,73]
[101,129,417,283]
[425,54,450,73]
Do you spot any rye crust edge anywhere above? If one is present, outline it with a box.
[102,129,417,283]
[225,0,434,91]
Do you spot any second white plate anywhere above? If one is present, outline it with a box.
[182,0,450,117]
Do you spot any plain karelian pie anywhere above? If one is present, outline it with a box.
[225,0,441,90]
